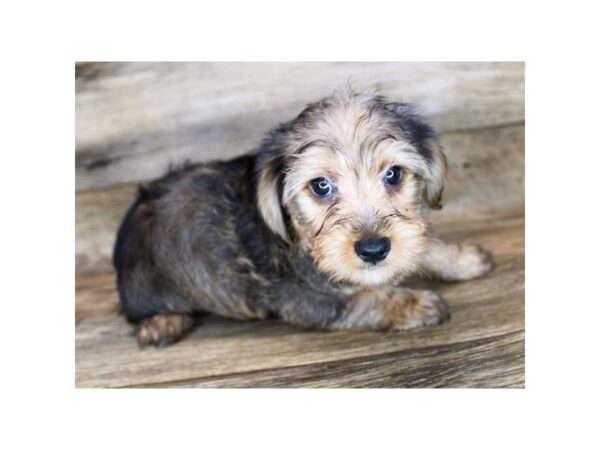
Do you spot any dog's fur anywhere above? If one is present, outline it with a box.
[113,89,494,347]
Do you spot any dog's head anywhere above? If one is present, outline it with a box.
[256,89,447,286]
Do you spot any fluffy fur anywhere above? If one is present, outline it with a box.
[113,88,493,347]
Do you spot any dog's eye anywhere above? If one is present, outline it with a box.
[384,166,403,186]
[309,177,334,198]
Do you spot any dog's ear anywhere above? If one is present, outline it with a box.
[388,103,448,209]
[421,138,448,209]
[256,154,291,242]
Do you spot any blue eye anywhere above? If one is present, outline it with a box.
[384,166,403,186]
[310,177,334,198]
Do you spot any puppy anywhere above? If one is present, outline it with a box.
[113,89,494,347]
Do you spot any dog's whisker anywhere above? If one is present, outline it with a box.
[313,201,340,237]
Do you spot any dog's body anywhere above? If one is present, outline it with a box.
[114,90,493,346]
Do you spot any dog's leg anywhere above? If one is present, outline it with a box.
[331,288,450,330]
[136,313,195,348]
[278,286,450,331]
[421,237,494,281]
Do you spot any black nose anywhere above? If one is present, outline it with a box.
[354,237,391,263]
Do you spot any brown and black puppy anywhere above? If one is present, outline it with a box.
[113,89,494,347]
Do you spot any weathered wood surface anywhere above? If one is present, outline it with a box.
[76,124,524,276]
[76,216,524,388]
[75,62,524,190]
[156,331,524,388]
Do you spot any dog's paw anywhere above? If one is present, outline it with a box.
[448,243,494,281]
[137,314,194,348]
[384,289,451,331]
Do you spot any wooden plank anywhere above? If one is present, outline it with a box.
[76,184,136,276]
[75,273,120,325]
[75,124,524,276]
[132,330,524,388]
[76,62,524,190]
[75,217,524,388]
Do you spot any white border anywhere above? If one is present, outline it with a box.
[2,0,600,448]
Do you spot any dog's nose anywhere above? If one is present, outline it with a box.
[354,237,391,263]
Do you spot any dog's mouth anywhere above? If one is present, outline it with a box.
[359,259,390,270]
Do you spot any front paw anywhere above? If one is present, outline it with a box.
[450,243,494,281]
[384,289,451,331]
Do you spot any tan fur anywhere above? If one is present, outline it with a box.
[422,239,494,281]
[137,314,195,347]
[423,138,448,209]
[280,101,432,286]
[331,287,450,330]
[257,165,289,242]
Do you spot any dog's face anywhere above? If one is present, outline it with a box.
[257,91,447,287]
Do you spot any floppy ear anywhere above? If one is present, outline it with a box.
[422,138,448,209]
[256,156,290,242]
[388,103,448,209]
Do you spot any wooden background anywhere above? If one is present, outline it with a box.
[75,62,525,388]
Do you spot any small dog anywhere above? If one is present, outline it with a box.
[113,89,494,347]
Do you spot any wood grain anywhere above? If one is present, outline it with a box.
[75,124,524,276]
[76,62,524,190]
[137,331,524,388]
[75,216,524,388]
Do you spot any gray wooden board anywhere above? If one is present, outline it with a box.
[140,331,524,388]
[76,62,525,190]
